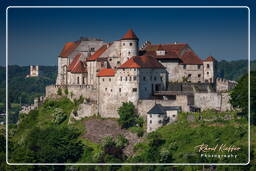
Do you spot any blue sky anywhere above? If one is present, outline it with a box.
[0,0,255,66]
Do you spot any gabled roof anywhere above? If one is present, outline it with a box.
[97,68,116,77]
[87,45,108,61]
[147,104,166,114]
[147,104,181,114]
[204,56,216,62]
[59,41,81,58]
[121,29,139,40]
[118,55,165,69]
[144,43,203,65]
[67,53,87,73]
[180,51,203,65]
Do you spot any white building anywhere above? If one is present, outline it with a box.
[147,104,181,132]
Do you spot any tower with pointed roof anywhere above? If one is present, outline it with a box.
[120,29,139,64]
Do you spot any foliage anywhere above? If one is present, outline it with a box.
[57,88,62,96]
[129,126,144,137]
[64,88,69,95]
[51,108,67,124]
[131,111,248,163]
[115,134,128,149]
[0,65,57,104]
[217,60,256,81]
[10,126,84,163]
[230,71,256,125]
[118,101,143,129]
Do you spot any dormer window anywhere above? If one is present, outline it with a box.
[156,50,166,56]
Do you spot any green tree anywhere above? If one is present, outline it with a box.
[118,102,137,128]
[10,126,84,163]
[230,71,256,124]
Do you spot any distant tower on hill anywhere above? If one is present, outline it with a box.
[26,65,39,77]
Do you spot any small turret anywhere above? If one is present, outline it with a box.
[120,29,139,64]
[203,56,217,83]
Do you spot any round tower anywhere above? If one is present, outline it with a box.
[120,29,139,64]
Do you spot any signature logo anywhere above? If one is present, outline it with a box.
[194,143,241,153]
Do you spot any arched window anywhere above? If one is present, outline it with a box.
[77,77,80,84]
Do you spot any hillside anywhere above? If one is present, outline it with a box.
[0,65,57,105]
[217,60,256,81]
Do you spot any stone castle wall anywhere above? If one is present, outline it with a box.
[194,92,232,111]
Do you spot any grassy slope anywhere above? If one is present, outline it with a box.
[132,111,249,163]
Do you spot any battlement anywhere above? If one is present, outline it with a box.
[216,77,237,92]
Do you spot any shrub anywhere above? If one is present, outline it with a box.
[115,135,128,149]
[51,108,67,124]
[64,88,68,95]
[57,88,62,96]
[129,126,144,137]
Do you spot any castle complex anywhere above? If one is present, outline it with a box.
[46,29,236,131]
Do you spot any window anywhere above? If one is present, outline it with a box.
[132,88,137,92]
[145,87,147,91]
[102,78,104,82]
[134,68,136,71]
[160,76,163,81]
[198,74,201,77]
[154,76,157,81]
[188,74,192,77]
[122,69,125,71]
[198,81,201,83]
[158,114,161,118]
[105,88,107,91]
[133,76,137,81]
[173,115,176,118]
[198,65,201,69]
[183,65,186,69]
[120,76,122,81]
[109,58,112,61]
[150,114,152,118]
[159,120,162,124]
[143,76,146,81]
[90,47,95,52]
[110,89,112,92]
[125,77,127,81]
[119,88,121,92]
[117,61,120,65]
[109,78,111,82]
[82,77,85,84]
[77,77,80,84]
[207,72,209,75]
[129,76,132,81]
[150,76,152,81]
[156,50,165,56]
[123,43,125,46]
[128,51,131,55]
[207,64,210,68]
[150,120,152,124]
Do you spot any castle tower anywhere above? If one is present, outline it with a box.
[203,56,217,83]
[29,65,39,77]
[120,29,139,64]
[56,42,77,85]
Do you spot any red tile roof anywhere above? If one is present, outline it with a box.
[119,55,165,69]
[97,68,116,77]
[144,43,203,65]
[59,41,81,57]
[87,45,108,61]
[67,53,87,73]
[180,51,203,65]
[121,29,139,40]
[204,56,216,62]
